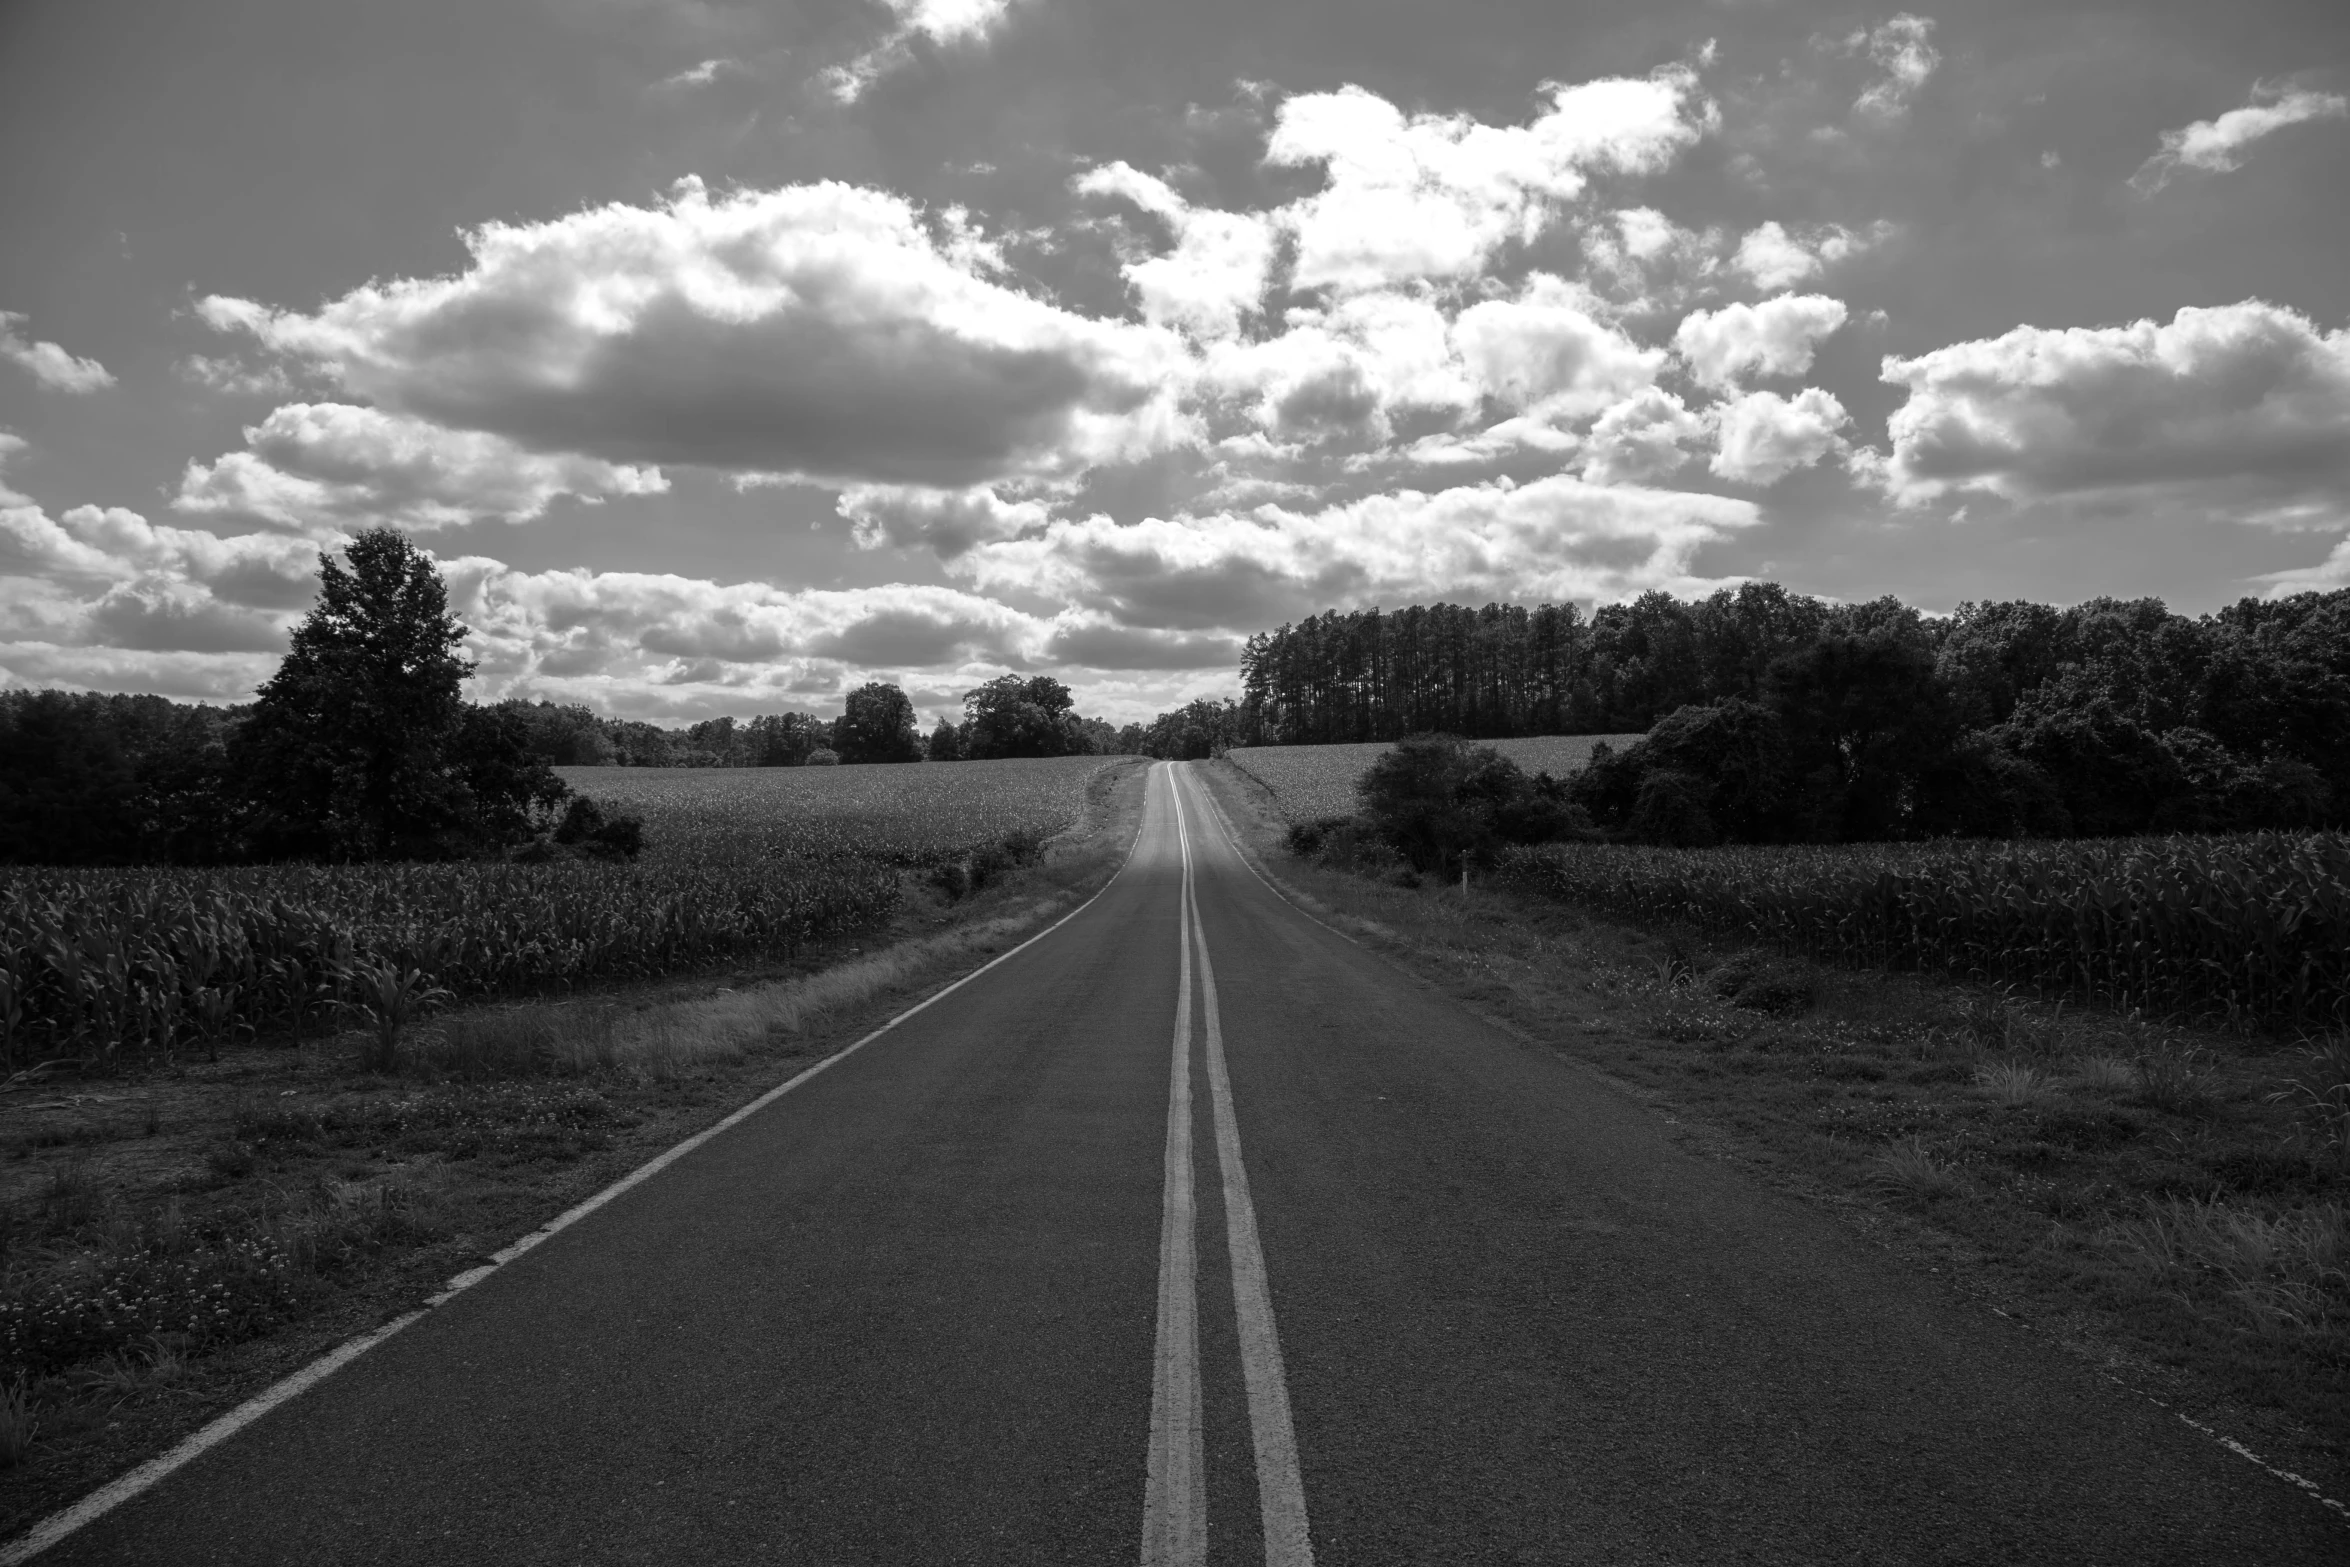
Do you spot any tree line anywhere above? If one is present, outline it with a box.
[0,530,1142,866]
[1223,585,2350,847]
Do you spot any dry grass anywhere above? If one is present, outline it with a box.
[1871,1136,1969,1203]
[1974,1061,2054,1108]
[2111,1201,2350,1332]
[2072,1055,2141,1095]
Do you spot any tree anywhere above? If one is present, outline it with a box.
[233,527,563,858]
[927,717,965,761]
[836,682,923,763]
[962,675,1083,759]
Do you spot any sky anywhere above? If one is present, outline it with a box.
[1,0,2346,726]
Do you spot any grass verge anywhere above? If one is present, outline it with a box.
[1194,756,2350,1499]
[0,758,1150,1539]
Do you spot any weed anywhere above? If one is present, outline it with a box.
[2135,1050,2218,1118]
[1975,1061,2054,1109]
[2268,1035,2350,1166]
[2109,1200,2350,1331]
[1870,1136,1968,1203]
[0,1379,32,1469]
[41,1158,105,1236]
[2072,1055,2140,1096]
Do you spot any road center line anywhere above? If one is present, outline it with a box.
[1172,766,1318,1567]
[1143,765,1208,1566]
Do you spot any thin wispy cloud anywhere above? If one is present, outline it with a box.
[2130,81,2349,194]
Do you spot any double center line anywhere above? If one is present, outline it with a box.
[1144,766,1315,1567]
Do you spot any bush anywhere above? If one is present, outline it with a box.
[547,797,646,862]
[1355,734,1592,871]
[804,748,840,767]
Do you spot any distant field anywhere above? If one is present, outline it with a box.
[1226,736,1641,822]
[560,754,1137,867]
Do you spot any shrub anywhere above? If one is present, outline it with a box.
[1356,734,1593,871]
[804,748,840,767]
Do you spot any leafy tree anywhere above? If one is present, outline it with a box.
[233,527,564,858]
[837,682,923,764]
[962,675,1084,759]
[927,717,965,761]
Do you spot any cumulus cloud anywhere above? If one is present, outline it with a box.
[1873,300,2350,521]
[1074,163,1278,340]
[175,404,666,531]
[1850,15,1940,121]
[954,475,1759,630]
[1673,294,1848,391]
[2130,82,2349,194]
[1264,68,1714,294]
[1731,220,1891,290]
[1708,388,1850,485]
[1453,275,1665,417]
[1578,390,1706,486]
[835,482,1048,556]
[0,312,114,394]
[0,487,324,700]
[1203,290,1473,447]
[198,177,1193,491]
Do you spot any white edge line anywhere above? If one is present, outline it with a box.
[0,835,1146,1567]
[1198,764,2350,1533]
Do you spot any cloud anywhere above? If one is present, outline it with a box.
[1578,390,1705,485]
[1263,67,1714,294]
[0,493,321,687]
[1202,290,1475,447]
[835,482,1048,556]
[1731,220,1891,290]
[198,178,1193,491]
[955,474,1760,631]
[0,312,114,394]
[2130,82,2349,194]
[1074,163,1278,341]
[1673,294,1848,391]
[656,57,735,88]
[175,403,666,531]
[1043,619,1241,669]
[1454,275,1665,417]
[824,0,1027,101]
[1708,387,1850,485]
[1873,300,2350,521]
[0,433,29,506]
[1850,15,1939,121]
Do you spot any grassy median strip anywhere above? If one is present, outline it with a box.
[1197,757,2350,1499]
[0,761,1149,1541]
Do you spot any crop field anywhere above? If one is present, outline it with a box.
[1497,831,2350,1030]
[559,754,1128,867]
[0,757,1137,1072]
[1228,736,1641,821]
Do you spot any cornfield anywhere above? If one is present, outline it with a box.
[0,757,1139,1071]
[0,862,899,1071]
[1496,832,2350,1029]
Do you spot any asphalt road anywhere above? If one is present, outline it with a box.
[35,762,2345,1564]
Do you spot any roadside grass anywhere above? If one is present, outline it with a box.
[1196,757,2350,1496]
[0,758,1150,1538]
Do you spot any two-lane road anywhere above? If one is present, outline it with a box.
[31,763,2343,1563]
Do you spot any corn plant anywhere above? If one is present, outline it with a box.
[1498,832,2350,1031]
